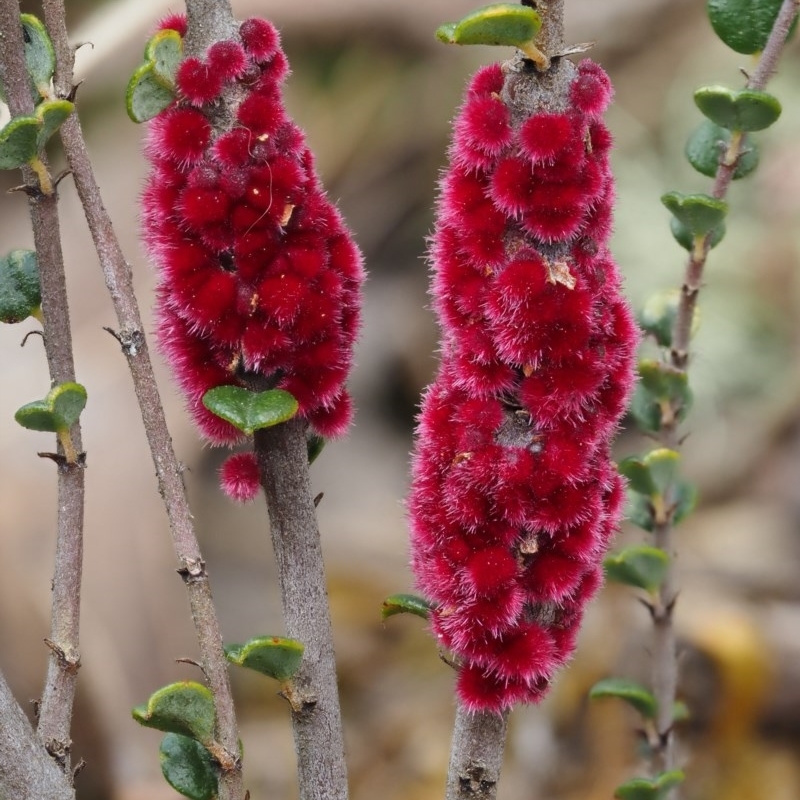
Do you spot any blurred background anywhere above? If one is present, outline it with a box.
[1,1,799,798]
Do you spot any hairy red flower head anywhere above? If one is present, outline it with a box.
[408,59,637,714]
[140,16,364,456]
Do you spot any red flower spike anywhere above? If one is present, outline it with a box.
[140,16,364,488]
[220,452,261,503]
[158,13,187,36]
[408,58,637,713]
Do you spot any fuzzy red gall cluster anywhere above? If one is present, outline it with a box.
[408,60,637,713]
[141,16,364,451]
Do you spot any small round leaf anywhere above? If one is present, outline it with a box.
[604,546,669,594]
[630,360,693,434]
[436,3,542,48]
[21,14,55,97]
[145,29,184,89]
[126,61,175,123]
[159,733,218,800]
[694,86,782,132]
[670,217,726,252]
[224,636,304,682]
[202,386,298,435]
[0,116,42,170]
[661,191,728,237]
[15,382,87,433]
[685,120,759,180]
[614,771,686,800]
[381,593,433,621]
[589,677,658,719]
[307,433,326,464]
[35,99,74,149]
[639,289,701,348]
[0,249,41,323]
[132,681,216,745]
[707,0,796,54]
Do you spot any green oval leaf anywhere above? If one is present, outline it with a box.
[35,99,74,149]
[626,493,654,533]
[670,217,726,252]
[661,191,728,237]
[0,249,41,323]
[0,116,42,170]
[629,360,693,434]
[132,681,216,745]
[642,448,681,497]
[381,593,433,621]
[159,733,218,800]
[21,14,55,98]
[15,382,87,433]
[672,479,699,525]
[685,120,759,180]
[436,3,542,49]
[126,61,175,123]
[307,433,326,464]
[694,86,782,132]
[202,387,299,435]
[614,770,686,800]
[639,289,701,348]
[145,29,184,89]
[707,0,796,54]
[224,636,304,682]
[604,546,669,594]
[589,677,658,719]
[617,457,657,497]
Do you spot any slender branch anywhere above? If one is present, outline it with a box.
[445,708,508,800]
[0,671,74,800]
[254,419,349,800]
[40,3,245,797]
[651,0,799,786]
[0,0,85,778]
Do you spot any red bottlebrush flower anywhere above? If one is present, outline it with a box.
[140,17,364,482]
[408,57,637,714]
[220,452,261,502]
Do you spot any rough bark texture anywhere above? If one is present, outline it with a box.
[446,707,509,800]
[255,419,349,800]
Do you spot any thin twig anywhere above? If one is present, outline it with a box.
[0,0,85,778]
[254,419,349,800]
[652,0,799,785]
[445,708,508,800]
[40,2,245,797]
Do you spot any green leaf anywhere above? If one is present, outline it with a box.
[145,29,184,89]
[604,546,669,594]
[629,360,693,434]
[614,771,686,800]
[642,449,681,497]
[0,249,41,323]
[21,14,55,98]
[35,99,74,149]
[589,678,658,719]
[202,386,298,435]
[224,636,304,682]
[132,682,216,745]
[436,3,542,49]
[126,61,175,123]
[672,479,698,525]
[670,217,726,252]
[159,733,218,800]
[307,433,326,464]
[661,191,728,238]
[618,457,657,496]
[694,86,782,132]
[685,120,759,180]
[707,0,796,54]
[381,593,433,621]
[15,382,87,433]
[626,492,654,533]
[0,115,42,170]
[639,289,701,348]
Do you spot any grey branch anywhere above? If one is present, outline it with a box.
[446,707,509,800]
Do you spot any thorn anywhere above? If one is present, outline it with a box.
[73,758,87,780]
[313,492,324,507]
[175,657,203,669]
[53,170,72,189]
[31,698,41,718]
[102,326,122,345]
[21,329,45,347]
[7,183,44,199]
[38,451,67,466]
[66,80,84,103]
